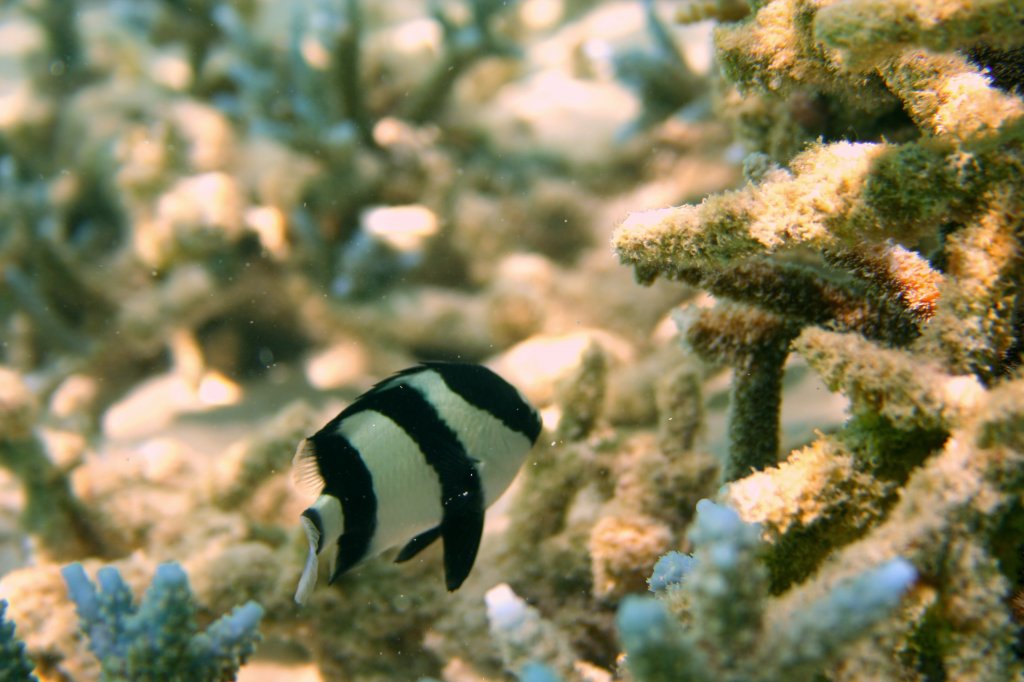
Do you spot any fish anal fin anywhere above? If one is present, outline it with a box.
[440,493,485,591]
[395,526,442,563]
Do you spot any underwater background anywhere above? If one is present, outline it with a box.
[1,0,1023,680]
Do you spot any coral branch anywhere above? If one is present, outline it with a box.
[687,306,798,480]
[614,140,970,275]
[485,583,579,679]
[402,0,518,123]
[824,240,942,321]
[61,562,264,681]
[0,369,109,559]
[617,501,917,681]
[794,327,985,432]
[324,0,376,148]
[768,558,917,678]
[880,49,1024,140]
[816,0,1024,72]
[678,257,923,344]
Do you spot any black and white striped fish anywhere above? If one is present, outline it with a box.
[293,362,542,604]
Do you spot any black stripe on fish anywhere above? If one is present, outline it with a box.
[305,430,377,582]
[424,362,542,443]
[345,379,485,591]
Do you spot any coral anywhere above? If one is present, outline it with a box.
[646,551,696,594]
[685,304,799,479]
[8,0,1023,679]
[653,359,704,456]
[61,561,263,681]
[209,400,320,510]
[610,0,1024,677]
[675,0,751,24]
[0,367,112,561]
[485,583,579,679]
[814,0,1024,72]
[589,512,673,600]
[617,501,917,682]
[401,0,519,124]
[724,436,890,591]
[0,599,38,682]
[554,341,608,442]
[612,0,1024,481]
[519,661,565,682]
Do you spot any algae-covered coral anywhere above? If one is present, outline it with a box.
[0,0,1021,680]
[614,0,1024,678]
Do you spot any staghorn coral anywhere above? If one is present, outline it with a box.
[616,500,917,682]
[675,0,752,24]
[614,0,1024,460]
[61,561,263,681]
[610,0,1024,678]
[10,0,1024,679]
[401,0,519,124]
[814,0,1024,72]
[613,0,706,134]
[554,341,608,442]
[484,583,579,679]
[685,304,799,479]
[0,1,732,680]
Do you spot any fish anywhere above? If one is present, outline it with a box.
[293,362,542,604]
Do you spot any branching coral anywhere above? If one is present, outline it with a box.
[614,0,1024,459]
[0,367,112,561]
[685,304,799,479]
[611,0,1024,677]
[485,583,579,679]
[613,0,706,133]
[617,500,917,682]
[61,561,263,681]
[401,0,520,124]
[4,0,1021,679]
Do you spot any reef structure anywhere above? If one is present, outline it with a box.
[613,0,1024,678]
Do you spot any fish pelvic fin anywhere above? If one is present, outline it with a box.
[395,525,442,563]
[294,511,322,605]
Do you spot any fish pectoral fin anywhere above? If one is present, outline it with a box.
[440,490,485,592]
[395,526,442,563]
[292,438,326,497]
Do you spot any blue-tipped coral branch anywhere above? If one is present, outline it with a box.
[618,500,917,682]
[61,562,264,682]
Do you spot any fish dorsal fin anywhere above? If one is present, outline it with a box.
[292,438,325,497]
